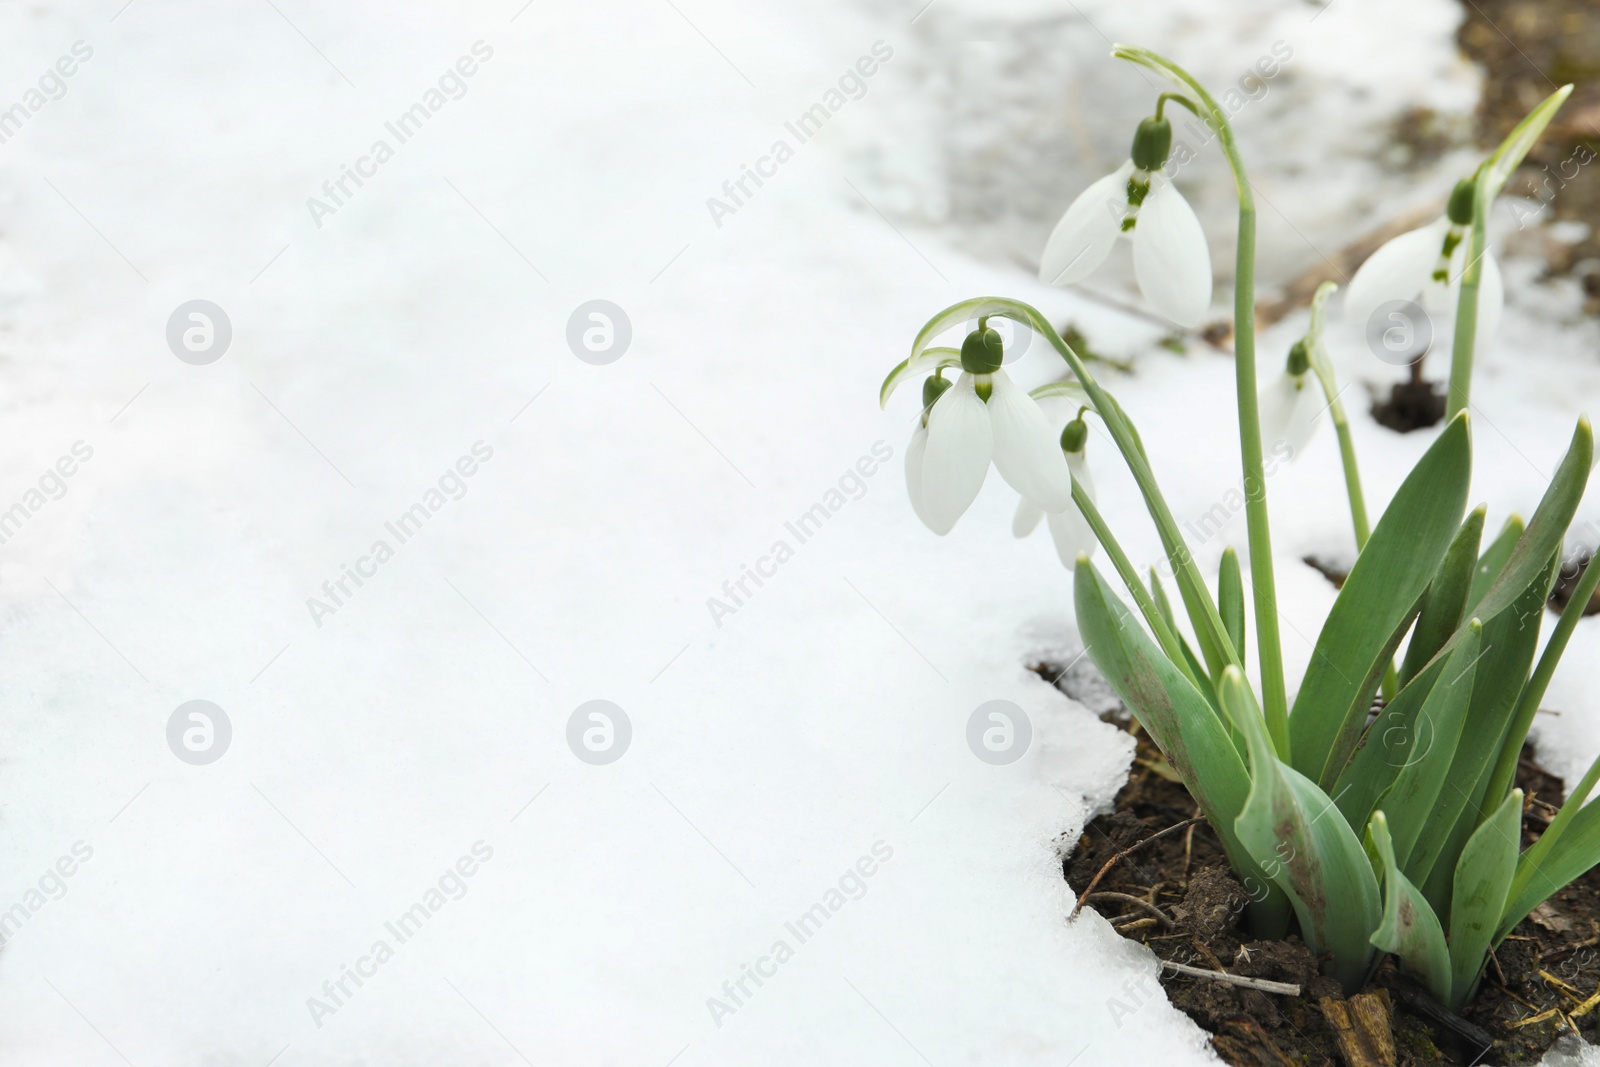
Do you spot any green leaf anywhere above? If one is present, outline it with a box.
[1333,656,1446,832]
[1289,414,1472,789]
[1150,568,1216,710]
[1502,797,1600,942]
[1501,757,1600,940]
[1076,562,1289,935]
[1467,418,1592,627]
[1220,547,1247,665]
[1380,621,1483,876]
[1368,810,1452,1003]
[1466,514,1523,616]
[1225,668,1380,991]
[1414,551,1558,906]
[1484,558,1600,811]
[1401,507,1485,685]
[1449,789,1523,1009]
[1479,85,1573,206]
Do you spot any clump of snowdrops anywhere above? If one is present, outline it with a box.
[881,46,1599,1008]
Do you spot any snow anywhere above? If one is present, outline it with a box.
[0,0,1592,1064]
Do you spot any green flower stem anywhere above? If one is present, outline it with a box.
[1331,411,1371,548]
[1483,548,1600,811]
[1115,44,1290,758]
[1446,204,1487,419]
[1021,309,1241,679]
[1070,479,1200,688]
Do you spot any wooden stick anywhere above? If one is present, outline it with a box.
[1070,816,1204,921]
[1161,960,1301,996]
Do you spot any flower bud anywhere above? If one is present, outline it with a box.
[1447,178,1476,226]
[1130,115,1173,172]
[1060,417,1088,454]
[1286,339,1310,377]
[922,373,953,410]
[960,326,1004,374]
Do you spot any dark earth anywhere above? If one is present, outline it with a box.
[1045,673,1600,1066]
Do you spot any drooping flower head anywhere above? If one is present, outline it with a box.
[904,322,1074,535]
[1257,340,1323,460]
[1013,413,1098,566]
[1343,177,1504,346]
[1039,109,1213,327]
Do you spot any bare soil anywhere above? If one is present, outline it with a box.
[1044,665,1600,1066]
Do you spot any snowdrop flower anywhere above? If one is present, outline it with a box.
[1258,341,1322,459]
[1038,113,1213,328]
[1344,178,1504,345]
[904,324,1074,535]
[1013,415,1097,565]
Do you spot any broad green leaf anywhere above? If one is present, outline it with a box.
[1449,789,1523,1009]
[1368,811,1452,1003]
[1484,538,1600,809]
[1334,656,1447,832]
[1501,794,1600,942]
[1076,562,1289,935]
[1466,514,1523,615]
[1479,85,1573,206]
[1289,414,1472,789]
[1466,418,1592,627]
[1226,668,1380,991]
[1381,622,1482,875]
[1416,550,1559,909]
[1219,547,1246,665]
[1501,754,1600,940]
[1401,507,1484,684]
[1150,568,1216,711]
[878,348,962,409]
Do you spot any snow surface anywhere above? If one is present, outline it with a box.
[0,0,1593,1064]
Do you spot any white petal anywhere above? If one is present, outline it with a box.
[920,373,992,535]
[1132,178,1212,327]
[1344,218,1450,327]
[1258,372,1322,459]
[1046,507,1096,567]
[1046,453,1098,565]
[986,371,1073,513]
[904,422,941,532]
[1039,162,1132,287]
[1012,496,1044,537]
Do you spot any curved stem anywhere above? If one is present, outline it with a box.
[1155,92,1202,122]
[1115,44,1290,759]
